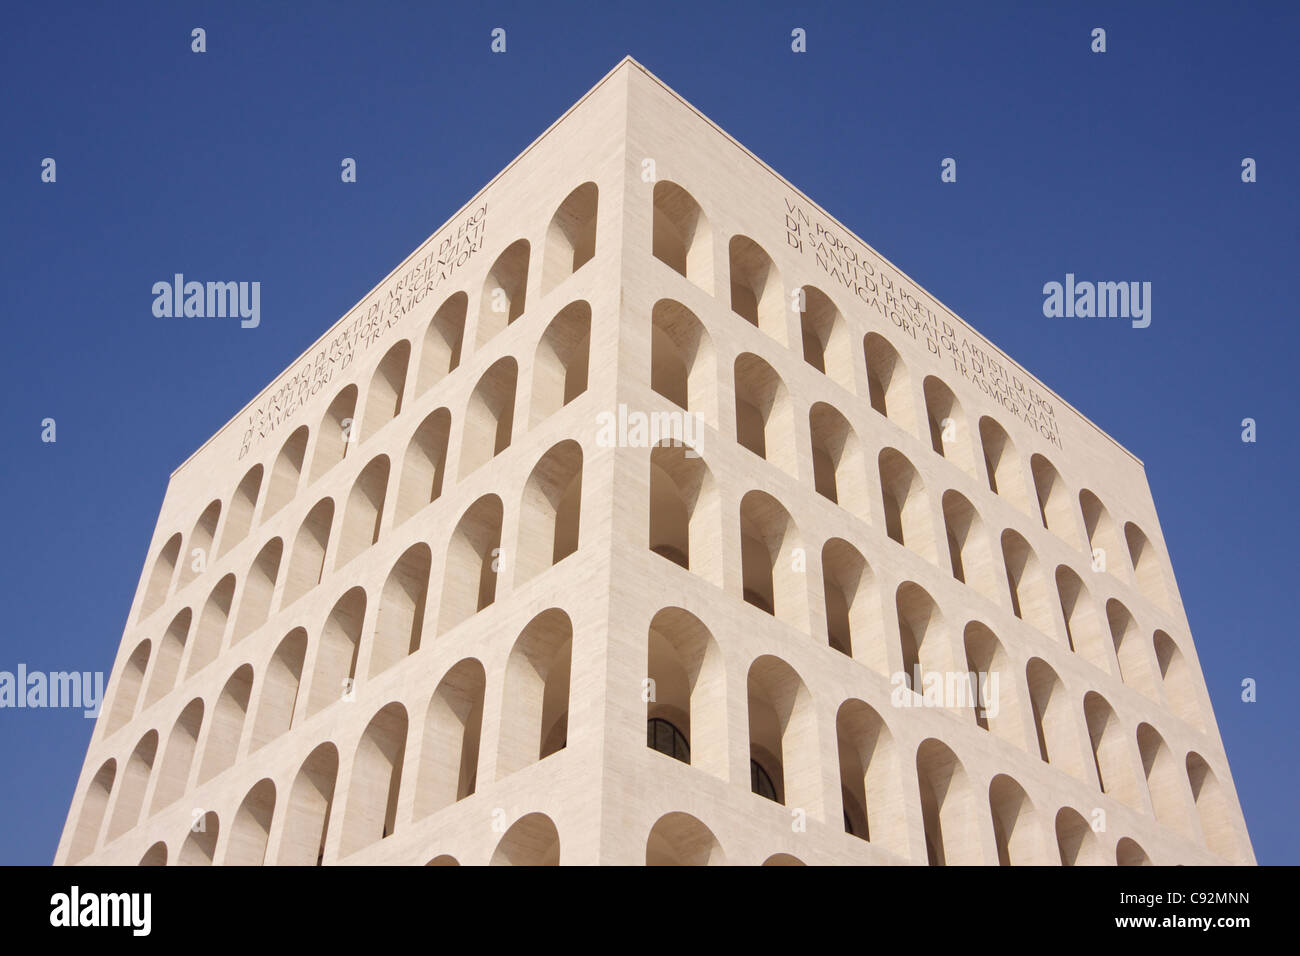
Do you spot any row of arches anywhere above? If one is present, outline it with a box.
[107,439,584,738]
[70,608,579,864]
[642,606,1245,864]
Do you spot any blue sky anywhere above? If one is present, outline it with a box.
[1,1,1295,864]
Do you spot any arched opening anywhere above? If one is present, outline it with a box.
[923,377,977,478]
[1001,529,1058,638]
[648,442,722,586]
[264,426,309,519]
[219,466,263,557]
[1026,659,1087,780]
[341,702,408,855]
[942,491,1000,603]
[747,655,821,817]
[979,418,1033,514]
[459,357,517,478]
[231,538,283,643]
[821,538,880,665]
[198,664,253,783]
[651,298,717,429]
[1080,489,1125,578]
[651,181,712,293]
[426,854,459,866]
[1055,566,1110,669]
[106,730,158,841]
[1125,522,1170,611]
[989,774,1048,865]
[185,574,235,678]
[415,292,467,395]
[437,495,503,634]
[1084,692,1140,809]
[144,609,190,706]
[306,587,365,716]
[151,698,203,812]
[515,441,583,584]
[915,738,979,865]
[490,812,560,865]
[1031,454,1080,548]
[178,812,218,866]
[283,498,333,606]
[226,779,276,865]
[763,853,805,865]
[139,842,167,866]
[414,658,486,818]
[1187,752,1243,862]
[395,409,451,526]
[836,699,905,855]
[809,402,869,521]
[106,640,150,734]
[370,544,431,677]
[646,607,727,779]
[140,534,180,619]
[896,582,956,696]
[278,743,338,866]
[1154,630,1202,729]
[728,235,785,344]
[530,305,591,432]
[879,448,937,562]
[1108,599,1160,700]
[250,629,306,750]
[498,609,572,778]
[67,760,115,863]
[964,622,1023,744]
[864,332,915,434]
[309,385,358,483]
[1055,807,1105,865]
[645,812,725,865]
[1137,722,1194,839]
[477,239,530,347]
[799,286,854,393]
[178,501,221,589]
[733,353,796,475]
[739,490,809,632]
[336,456,389,566]
[542,182,598,294]
[1116,837,1151,866]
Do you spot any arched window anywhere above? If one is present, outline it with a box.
[747,656,821,816]
[250,629,306,750]
[651,181,712,293]
[879,449,937,562]
[542,182,598,294]
[306,587,365,716]
[1056,807,1105,865]
[277,743,338,866]
[198,664,253,783]
[964,622,1025,745]
[178,812,218,866]
[139,842,167,866]
[896,582,956,693]
[144,609,190,706]
[739,490,809,632]
[1116,837,1151,866]
[728,235,785,344]
[498,609,572,778]
[395,409,451,525]
[1108,599,1161,699]
[1026,658,1087,780]
[1055,565,1110,670]
[733,353,796,475]
[105,640,150,734]
[264,426,309,519]
[979,418,1033,514]
[646,607,726,778]
[226,779,276,865]
[414,658,486,818]
[1031,454,1080,548]
[1154,630,1202,729]
[836,699,905,855]
[1084,692,1140,809]
[515,441,583,584]
[648,442,722,585]
[646,812,725,865]
[923,377,977,478]
[231,538,282,643]
[151,698,203,812]
[1186,752,1244,863]
[646,717,690,763]
[219,465,263,557]
[336,456,389,566]
[1137,722,1195,839]
[1001,529,1059,638]
[341,702,409,855]
[66,760,115,863]
[531,301,591,427]
[459,357,517,478]
[809,402,869,521]
[415,293,467,395]
[990,775,1048,865]
[283,498,333,606]
[309,385,357,482]
[864,333,915,434]
[1080,489,1126,577]
[821,538,880,665]
[1125,522,1170,610]
[185,574,235,678]
[140,534,181,619]
[107,730,158,841]
[370,544,431,677]
[437,495,503,634]
[942,491,1000,603]
[490,812,560,866]
[477,239,530,347]
[178,501,220,589]
[799,286,854,393]
[650,298,717,428]
[916,738,979,865]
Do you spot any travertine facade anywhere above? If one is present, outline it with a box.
[56,58,1254,866]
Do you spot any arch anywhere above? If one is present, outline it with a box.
[836,699,906,855]
[747,655,822,817]
[646,812,725,865]
[739,490,809,632]
[531,301,591,426]
[414,658,486,818]
[498,609,573,778]
[198,664,253,783]
[733,352,796,475]
[178,500,221,589]
[232,537,283,643]
[1025,658,1087,779]
[341,702,409,855]
[648,442,723,586]
[1116,836,1151,866]
[1031,454,1080,548]
[490,812,560,866]
[821,538,881,666]
[283,498,333,606]
[477,239,529,347]
[278,743,338,865]
[459,357,517,477]
[186,574,235,678]
[879,448,937,562]
[371,544,431,677]
[250,629,307,750]
[964,622,1024,745]
[650,298,717,429]
[140,533,181,619]
[923,377,977,478]
[942,491,1000,603]
[1137,722,1194,839]
[1125,522,1171,610]
[978,418,1032,514]
[144,609,190,706]
[542,181,598,294]
[437,495,503,634]
[516,441,583,584]
[762,853,805,866]
[336,456,389,566]
[728,235,785,344]
[178,812,219,866]
[809,402,869,521]
[139,842,167,866]
[651,180,712,293]
[309,385,358,482]
[915,738,979,865]
[799,285,854,393]
[1055,566,1110,670]
[1107,599,1160,699]
[1080,489,1126,577]
[989,774,1049,865]
[647,607,727,779]
[864,333,915,434]
[226,778,276,865]
[415,292,467,395]
[1055,807,1105,865]
[106,640,150,734]
[219,465,263,557]
[151,698,203,812]
[1154,630,1201,729]
[1001,529,1058,638]
[264,426,309,519]
[306,587,365,716]
[896,582,957,695]
[395,409,451,525]
[106,730,158,841]
[1084,692,1140,809]
[426,854,459,866]
[1186,752,1243,862]
[67,760,115,863]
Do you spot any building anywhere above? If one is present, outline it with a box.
[55,57,1254,866]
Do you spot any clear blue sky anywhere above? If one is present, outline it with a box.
[1,1,1294,865]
